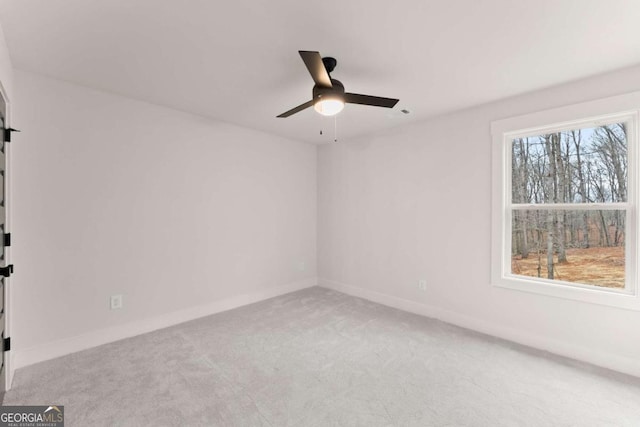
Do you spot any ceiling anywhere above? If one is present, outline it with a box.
[1,0,639,144]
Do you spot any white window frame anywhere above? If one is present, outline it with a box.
[491,91,640,311]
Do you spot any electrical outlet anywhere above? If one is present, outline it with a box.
[297,261,306,272]
[110,294,123,310]
[418,280,427,291]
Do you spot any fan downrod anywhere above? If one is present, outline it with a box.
[322,57,337,74]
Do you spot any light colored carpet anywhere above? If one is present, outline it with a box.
[4,287,640,426]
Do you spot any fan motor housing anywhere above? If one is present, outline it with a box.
[313,79,345,102]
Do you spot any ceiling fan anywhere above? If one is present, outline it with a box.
[277,51,399,118]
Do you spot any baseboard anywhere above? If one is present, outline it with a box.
[318,278,640,378]
[12,277,318,372]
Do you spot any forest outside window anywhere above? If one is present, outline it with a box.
[510,120,630,291]
[492,94,640,309]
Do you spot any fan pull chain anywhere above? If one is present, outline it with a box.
[334,115,338,143]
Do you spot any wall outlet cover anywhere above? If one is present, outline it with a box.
[110,294,123,310]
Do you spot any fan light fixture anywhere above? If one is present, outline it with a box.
[314,96,344,116]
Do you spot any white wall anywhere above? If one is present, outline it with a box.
[318,64,640,377]
[11,71,317,368]
[0,21,13,102]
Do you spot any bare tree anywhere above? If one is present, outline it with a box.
[571,129,590,247]
[552,132,567,262]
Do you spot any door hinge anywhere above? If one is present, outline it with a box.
[3,337,10,352]
[0,264,13,277]
[3,127,19,142]
[3,233,10,247]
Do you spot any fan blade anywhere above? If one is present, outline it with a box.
[277,100,314,118]
[299,51,332,88]
[345,93,399,108]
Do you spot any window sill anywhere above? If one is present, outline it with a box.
[492,275,640,311]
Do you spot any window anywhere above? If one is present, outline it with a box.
[492,93,640,310]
